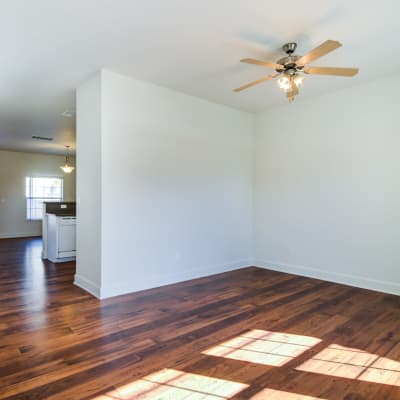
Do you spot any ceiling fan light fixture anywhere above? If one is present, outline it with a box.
[293,75,304,87]
[276,73,305,102]
[277,75,291,92]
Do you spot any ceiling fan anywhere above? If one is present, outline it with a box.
[233,40,359,102]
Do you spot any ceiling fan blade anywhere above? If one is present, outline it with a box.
[241,58,283,70]
[304,66,359,77]
[296,40,342,66]
[233,74,278,92]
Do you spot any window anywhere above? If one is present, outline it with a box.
[25,176,63,220]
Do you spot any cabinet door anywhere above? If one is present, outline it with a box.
[58,224,76,254]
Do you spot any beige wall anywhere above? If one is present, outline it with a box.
[0,149,76,238]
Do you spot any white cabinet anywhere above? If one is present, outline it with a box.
[47,215,76,262]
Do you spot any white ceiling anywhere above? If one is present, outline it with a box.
[1,0,399,154]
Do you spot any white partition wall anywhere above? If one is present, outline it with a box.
[75,70,254,298]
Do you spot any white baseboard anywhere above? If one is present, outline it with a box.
[97,259,252,299]
[76,258,400,299]
[254,259,400,296]
[74,275,101,298]
[0,232,41,239]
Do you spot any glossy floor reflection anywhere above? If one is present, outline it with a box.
[22,238,47,307]
[202,329,321,366]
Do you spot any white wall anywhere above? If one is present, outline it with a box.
[76,70,400,299]
[0,149,75,238]
[76,70,253,298]
[75,73,102,296]
[254,75,400,295]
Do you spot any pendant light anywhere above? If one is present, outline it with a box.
[60,145,75,173]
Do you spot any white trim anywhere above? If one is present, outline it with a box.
[0,232,40,239]
[254,259,400,296]
[74,274,101,298]
[99,259,252,299]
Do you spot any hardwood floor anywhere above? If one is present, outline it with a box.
[1,238,400,399]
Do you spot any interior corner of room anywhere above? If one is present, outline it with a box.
[75,70,400,299]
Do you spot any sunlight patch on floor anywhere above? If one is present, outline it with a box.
[297,344,400,386]
[94,368,249,399]
[297,344,377,378]
[359,356,400,386]
[93,335,400,400]
[250,388,326,399]
[202,329,321,366]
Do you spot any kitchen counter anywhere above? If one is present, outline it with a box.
[46,214,76,263]
[42,202,76,260]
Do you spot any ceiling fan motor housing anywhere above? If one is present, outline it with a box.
[276,55,301,72]
[276,43,303,73]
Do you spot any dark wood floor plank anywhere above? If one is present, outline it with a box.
[1,237,400,399]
